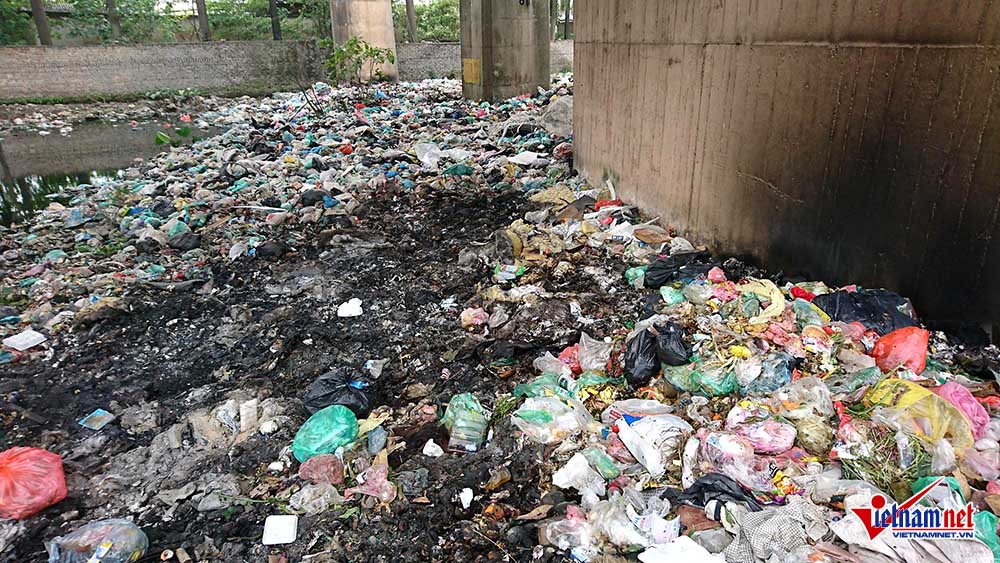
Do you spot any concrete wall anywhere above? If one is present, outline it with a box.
[574,0,1000,322]
[397,40,573,81]
[0,41,324,101]
[0,40,573,101]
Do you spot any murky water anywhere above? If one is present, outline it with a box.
[0,120,218,227]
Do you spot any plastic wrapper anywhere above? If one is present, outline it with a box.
[512,397,587,444]
[0,447,68,519]
[624,330,659,386]
[582,447,621,479]
[303,368,378,418]
[46,519,147,563]
[655,322,691,366]
[935,382,989,439]
[865,378,974,450]
[601,399,674,424]
[291,405,359,462]
[871,326,929,374]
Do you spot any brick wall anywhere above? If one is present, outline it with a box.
[0,41,325,101]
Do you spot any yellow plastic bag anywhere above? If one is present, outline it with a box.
[865,379,974,450]
[738,279,786,325]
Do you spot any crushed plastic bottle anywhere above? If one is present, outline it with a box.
[46,519,148,563]
[441,393,489,452]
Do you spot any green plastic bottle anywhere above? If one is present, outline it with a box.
[292,405,358,462]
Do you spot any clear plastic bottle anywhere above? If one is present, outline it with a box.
[442,393,488,453]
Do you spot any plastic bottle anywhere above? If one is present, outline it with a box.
[46,519,148,563]
[291,405,359,463]
[442,393,488,453]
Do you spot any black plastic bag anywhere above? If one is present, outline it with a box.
[655,322,691,366]
[674,473,763,512]
[303,368,378,418]
[812,289,917,336]
[644,251,716,288]
[624,330,659,386]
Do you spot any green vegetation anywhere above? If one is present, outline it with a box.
[320,36,395,85]
[0,0,332,46]
[392,0,459,43]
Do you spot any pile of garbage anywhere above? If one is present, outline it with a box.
[2,75,999,563]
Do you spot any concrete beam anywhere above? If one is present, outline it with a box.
[330,0,398,80]
[460,0,550,102]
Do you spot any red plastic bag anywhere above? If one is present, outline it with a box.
[0,447,67,519]
[558,344,581,375]
[871,326,929,374]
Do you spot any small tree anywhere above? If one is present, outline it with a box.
[320,36,395,85]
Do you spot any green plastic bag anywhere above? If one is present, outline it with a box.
[660,286,686,306]
[975,511,1000,563]
[292,405,358,463]
[441,393,487,430]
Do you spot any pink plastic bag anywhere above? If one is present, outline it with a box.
[558,344,581,375]
[935,382,989,439]
[871,327,929,374]
[345,464,396,503]
[298,453,344,485]
[0,447,67,519]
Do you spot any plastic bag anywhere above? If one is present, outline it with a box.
[660,285,687,306]
[935,382,989,439]
[512,397,586,444]
[676,472,764,511]
[655,322,691,366]
[442,393,489,453]
[683,282,715,305]
[298,453,345,485]
[865,379,974,450]
[625,330,659,386]
[930,439,957,474]
[578,332,612,372]
[811,289,916,336]
[558,344,581,375]
[344,463,397,503]
[0,447,67,519]
[552,452,606,498]
[974,511,1000,563]
[741,352,794,395]
[291,405,359,462]
[960,448,1000,482]
[698,431,771,491]
[778,377,835,420]
[792,416,835,456]
[616,416,685,478]
[582,447,621,479]
[303,368,378,418]
[825,366,884,397]
[289,483,343,515]
[733,419,797,455]
[644,251,716,288]
[46,519,147,563]
[533,351,573,379]
[871,327,929,374]
[663,361,737,397]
